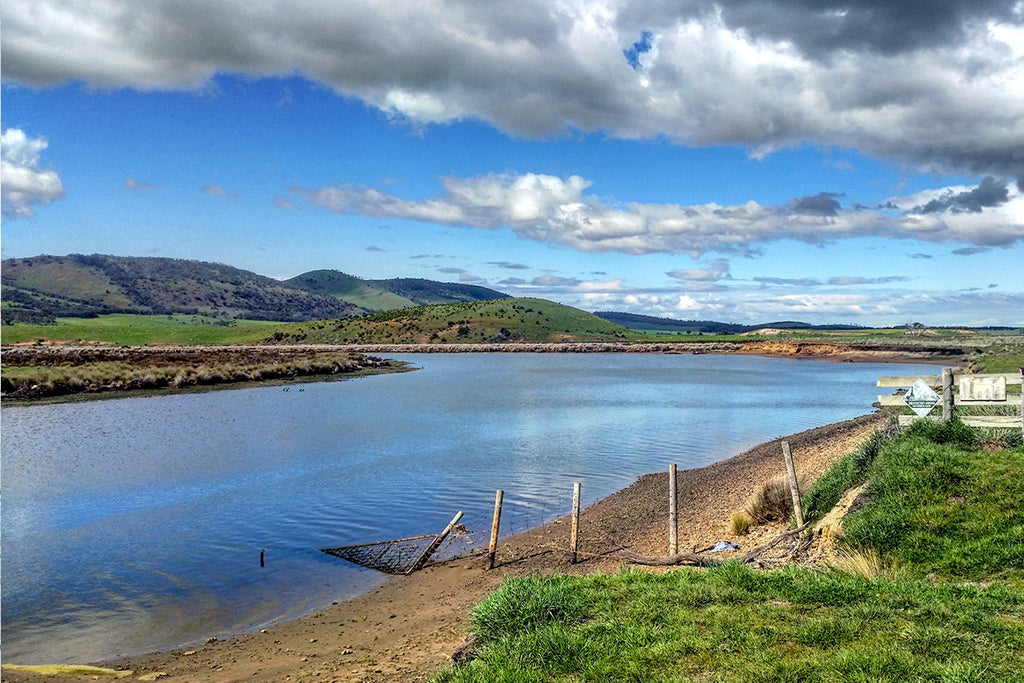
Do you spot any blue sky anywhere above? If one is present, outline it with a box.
[2,1,1023,326]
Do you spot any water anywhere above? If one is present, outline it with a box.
[0,353,934,663]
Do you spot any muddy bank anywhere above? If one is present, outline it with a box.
[333,340,967,364]
[2,341,961,404]
[0,413,888,683]
[0,346,407,402]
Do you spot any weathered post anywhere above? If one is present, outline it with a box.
[781,441,805,528]
[668,464,678,555]
[1020,368,1023,438]
[260,548,265,567]
[942,367,954,421]
[487,490,504,570]
[406,511,463,574]
[570,482,581,564]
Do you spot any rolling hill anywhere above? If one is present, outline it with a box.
[593,311,867,334]
[268,297,631,344]
[1,255,508,325]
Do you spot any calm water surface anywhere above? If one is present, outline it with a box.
[1,353,934,663]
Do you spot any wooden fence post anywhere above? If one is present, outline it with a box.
[942,367,954,421]
[1020,369,1023,438]
[668,464,678,555]
[570,482,581,564]
[406,511,463,574]
[781,441,805,528]
[487,490,503,570]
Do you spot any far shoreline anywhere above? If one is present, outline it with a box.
[0,340,965,406]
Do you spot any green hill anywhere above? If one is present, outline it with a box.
[367,278,509,306]
[593,311,867,334]
[283,270,418,311]
[283,270,508,312]
[269,297,630,344]
[2,255,363,323]
[1,256,510,325]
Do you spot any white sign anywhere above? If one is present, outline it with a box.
[959,376,1006,402]
[904,378,941,417]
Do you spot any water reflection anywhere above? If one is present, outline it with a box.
[1,353,934,663]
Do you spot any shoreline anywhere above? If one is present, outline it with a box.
[0,341,965,405]
[2,412,890,682]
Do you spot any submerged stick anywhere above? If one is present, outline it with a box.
[406,510,464,574]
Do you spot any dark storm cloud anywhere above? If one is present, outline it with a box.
[789,192,842,217]
[5,1,1023,180]
[913,177,1011,214]
[708,0,1020,58]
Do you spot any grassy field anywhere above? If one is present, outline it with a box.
[1,314,288,345]
[432,420,1024,682]
[270,297,631,344]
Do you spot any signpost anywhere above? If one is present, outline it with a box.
[903,378,941,417]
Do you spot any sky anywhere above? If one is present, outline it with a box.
[2,1,1023,327]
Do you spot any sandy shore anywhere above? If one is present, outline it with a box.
[1,411,889,683]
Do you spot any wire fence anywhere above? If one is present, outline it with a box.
[322,484,589,574]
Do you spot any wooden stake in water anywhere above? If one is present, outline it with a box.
[488,490,504,570]
[260,548,265,567]
[570,482,581,564]
[406,511,463,574]
[781,441,805,528]
[668,464,678,555]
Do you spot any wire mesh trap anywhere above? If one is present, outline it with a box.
[322,511,464,575]
[322,534,439,575]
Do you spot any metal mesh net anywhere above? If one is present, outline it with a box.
[322,534,438,575]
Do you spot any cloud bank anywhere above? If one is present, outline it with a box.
[294,173,1024,255]
[3,0,1023,179]
[1,127,65,218]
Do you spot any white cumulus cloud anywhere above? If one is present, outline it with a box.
[3,0,1023,179]
[295,173,1024,255]
[1,127,65,218]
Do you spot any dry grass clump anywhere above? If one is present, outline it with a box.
[829,547,907,581]
[729,510,755,535]
[731,475,810,533]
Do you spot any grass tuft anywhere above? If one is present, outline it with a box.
[730,509,755,535]
[743,475,808,525]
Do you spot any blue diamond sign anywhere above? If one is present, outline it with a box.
[904,378,940,417]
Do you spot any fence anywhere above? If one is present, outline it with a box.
[877,368,1024,433]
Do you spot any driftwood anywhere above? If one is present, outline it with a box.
[620,524,810,567]
[450,634,479,665]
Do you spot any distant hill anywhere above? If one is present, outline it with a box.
[283,271,509,311]
[593,311,867,334]
[270,297,630,344]
[1,255,508,325]
[368,278,509,306]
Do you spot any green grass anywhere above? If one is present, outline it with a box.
[271,297,633,344]
[435,566,1024,682]
[840,420,1024,581]
[1,314,288,345]
[433,422,1024,682]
